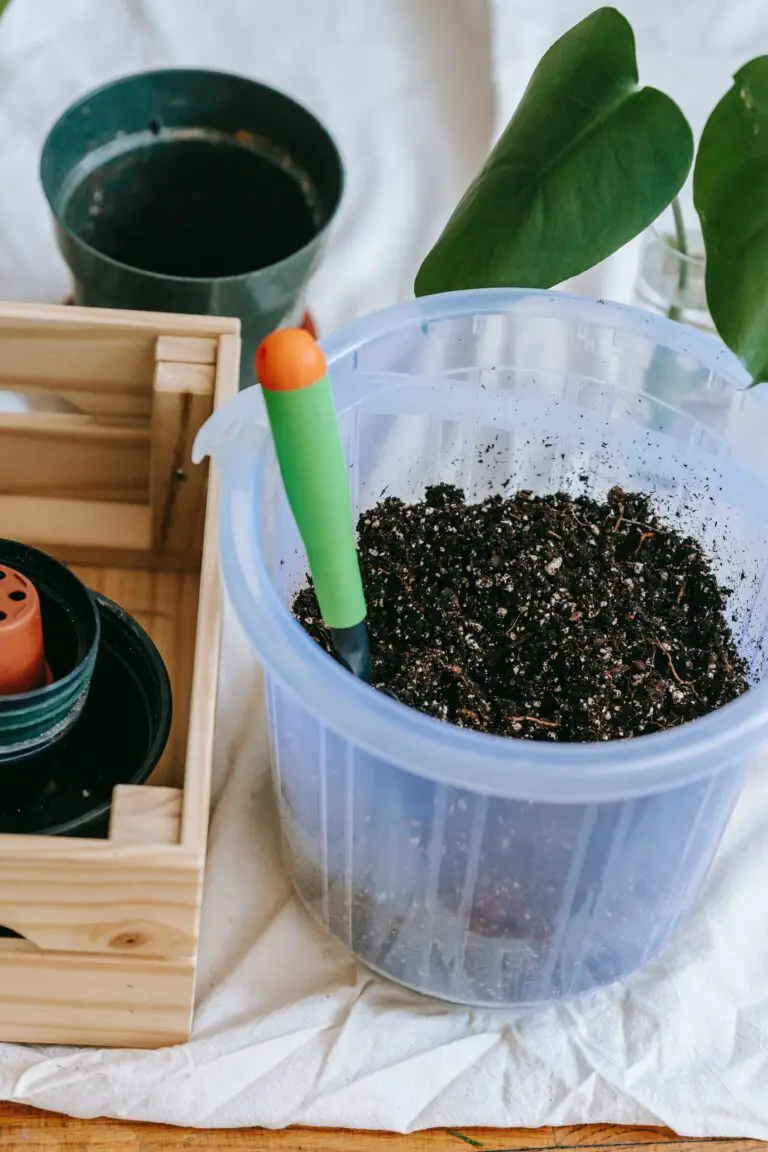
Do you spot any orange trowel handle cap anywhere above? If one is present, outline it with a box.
[255,327,327,392]
[0,566,47,696]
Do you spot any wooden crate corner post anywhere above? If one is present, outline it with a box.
[151,335,217,561]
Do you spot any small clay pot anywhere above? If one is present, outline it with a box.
[0,540,99,765]
[0,591,172,835]
[0,564,48,695]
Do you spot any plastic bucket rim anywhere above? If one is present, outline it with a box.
[319,287,748,379]
[221,288,767,803]
[39,66,345,288]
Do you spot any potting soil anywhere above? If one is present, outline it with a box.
[294,484,749,741]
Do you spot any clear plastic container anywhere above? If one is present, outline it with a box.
[195,289,768,1006]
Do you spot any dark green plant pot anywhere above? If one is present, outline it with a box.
[40,68,343,387]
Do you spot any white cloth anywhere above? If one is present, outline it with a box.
[1,0,768,1135]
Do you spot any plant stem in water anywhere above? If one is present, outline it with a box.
[668,196,688,323]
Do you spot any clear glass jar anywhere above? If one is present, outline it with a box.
[632,204,726,431]
[633,204,714,333]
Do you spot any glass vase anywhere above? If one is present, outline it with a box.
[632,208,714,333]
[632,207,728,433]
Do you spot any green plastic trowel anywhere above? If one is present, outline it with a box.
[254,328,372,682]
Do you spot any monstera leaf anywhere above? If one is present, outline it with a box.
[694,56,768,384]
[415,7,693,296]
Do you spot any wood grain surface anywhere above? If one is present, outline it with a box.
[0,1107,762,1151]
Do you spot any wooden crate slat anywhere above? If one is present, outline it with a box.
[0,495,151,550]
[171,571,203,789]
[180,470,222,855]
[150,352,216,560]
[0,939,194,1048]
[0,299,239,335]
[0,834,200,861]
[154,360,216,394]
[0,329,155,388]
[0,849,200,958]
[0,412,150,502]
[109,785,183,845]
[0,376,153,420]
[179,333,238,852]
[155,334,218,365]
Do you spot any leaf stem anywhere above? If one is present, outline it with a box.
[668,196,688,323]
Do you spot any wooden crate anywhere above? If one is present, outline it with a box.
[0,302,240,1048]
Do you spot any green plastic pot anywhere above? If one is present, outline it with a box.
[40,69,343,387]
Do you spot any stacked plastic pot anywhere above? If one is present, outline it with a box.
[0,540,171,837]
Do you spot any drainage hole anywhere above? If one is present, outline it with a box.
[8,591,26,602]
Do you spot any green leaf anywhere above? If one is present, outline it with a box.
[414,7,693,297]
[694,57,768,384]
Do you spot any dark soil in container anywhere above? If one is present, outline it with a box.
[294,484,749,740]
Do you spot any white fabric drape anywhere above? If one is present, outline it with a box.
[0,0,767,1133]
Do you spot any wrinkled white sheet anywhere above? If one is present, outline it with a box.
[1,0,768,1133]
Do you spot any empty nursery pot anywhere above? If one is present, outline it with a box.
[40,68,343,387]
[0,540,99,765]
[0,590,173,836]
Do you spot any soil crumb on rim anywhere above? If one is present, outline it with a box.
[293,484,750,742]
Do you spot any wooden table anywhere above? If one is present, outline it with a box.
[0,1106,762,1151]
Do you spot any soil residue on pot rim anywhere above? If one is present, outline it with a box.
[293,483,750,743]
